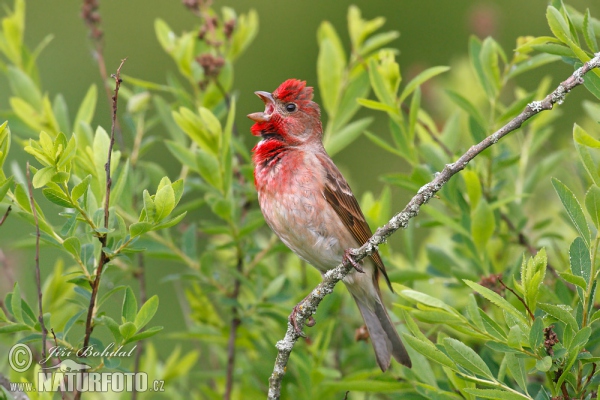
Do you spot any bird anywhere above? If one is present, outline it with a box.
[248,78,411,371]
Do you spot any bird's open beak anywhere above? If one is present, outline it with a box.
[247,91,274,122]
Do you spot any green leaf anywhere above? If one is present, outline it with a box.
[505,353,528,394]
[7,66,42,110]
[122,287,137,323]
[463,170,482,209]
[71,175,91,202]
[32,166,55,188]
[125,326,164,344]
[110,160,129,208]
[547,6,573,44]
[74,85,97,135]
[585,185,600,229]
[356,98,397,113]
[575,143,600,186]
[130,221,153,237]
[583,9,599,53]
[445,90,486,129]
[134,295,159,330]
[11,282,23,323]
[551,178,591,247]
[570,326,591,350]
[464,280,528,325]
[368,57,396,107]
[401,290,460,316]
[165,141,197,171]
[506,54,561,80]
[399,66,450,103]
[538,303,577,331]
[529,317,544,350]
[569,237,591,293]
[119,322,137,340]
[471,199,495,253]
[574,124,600,148]
[42,188,72,207]
[558,272,587,289]
[196,149,222,191]
[364,130,403,157]
[466,294,485,331]
[63,236,81,258]
[154,182,175,222]
[536,356,552,372]
[152,212,187,231]
[0,177,14,201]
[463,388,528,400]
[443,337,494,379]
[479,37,502,97]
[469,36,495,98]
[142,190,156,222]
[0,323,31,334]
[325,117,372,156]
[317,23,345,116]
[402,334,459,372]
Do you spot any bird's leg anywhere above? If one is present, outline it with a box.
[289,298,316,337]
[343,249,364,273]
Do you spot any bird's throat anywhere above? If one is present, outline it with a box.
[252,135,288,170]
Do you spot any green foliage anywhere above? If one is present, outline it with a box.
[1,0,600,399]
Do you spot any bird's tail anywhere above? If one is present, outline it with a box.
[352,293,412,371]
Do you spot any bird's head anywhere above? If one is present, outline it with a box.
[247,79,322,145]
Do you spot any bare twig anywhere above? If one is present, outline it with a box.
[498,276,534,321]
[75,58,126,400]
[132,254,147,400]
[0,205,11,226]
[26,163,48,372]
[224,253,243,400]
[50,329,66,400]
[266,54,600,400]
[81,0,124,149]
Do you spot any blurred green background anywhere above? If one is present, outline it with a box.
[1,0,599,363]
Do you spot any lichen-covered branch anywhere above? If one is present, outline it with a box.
[267,53,600,400]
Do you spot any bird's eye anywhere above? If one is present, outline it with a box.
[285,103,297,112]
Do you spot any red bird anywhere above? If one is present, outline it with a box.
[248,79,411,371]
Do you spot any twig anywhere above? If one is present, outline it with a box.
[498,277,534,320]
[132,253,146,400]
[26,163,48,372]
[75,58,126,400]
[0,205,11,226]
[81,0,124,149]
[224,250,243,400]
[266,53,600,400]
[50,329,66,400]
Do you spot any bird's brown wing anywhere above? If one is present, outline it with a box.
[320,156,393,291]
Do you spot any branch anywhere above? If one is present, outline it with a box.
[0,205,11,227]
[26,163,48,372]
[75,58,126,400]
[267,53,600,400]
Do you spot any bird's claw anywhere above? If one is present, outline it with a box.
[290,304,316,337]
[343,249,364,273]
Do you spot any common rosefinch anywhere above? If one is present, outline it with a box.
[248,79,411,371]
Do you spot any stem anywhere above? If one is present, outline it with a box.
[75,58,126,400]
[26,163,48,373]
[266,53,600,400]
